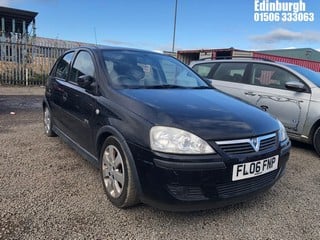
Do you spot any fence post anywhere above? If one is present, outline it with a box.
[26,68,28,86]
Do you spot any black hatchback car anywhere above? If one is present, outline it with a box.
[43,46,291,211]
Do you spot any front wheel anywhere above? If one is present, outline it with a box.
[313,126,320,156]
[100,136,139,208]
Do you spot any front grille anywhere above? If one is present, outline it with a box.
[216,133,277,155]
[218,142,254,154]
[260,136,277,151]
[216,170,278,198]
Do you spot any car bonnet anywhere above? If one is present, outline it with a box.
[117,88,279,141]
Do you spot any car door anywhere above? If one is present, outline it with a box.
[55,50,97,154]
[242,63,311,135]
[208,62,257,104]
[48,51,75,135]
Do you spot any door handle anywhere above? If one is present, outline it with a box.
[244,91,256,96]
[260,105,268,111]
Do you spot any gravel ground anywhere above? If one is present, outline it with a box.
[0,87,319,240]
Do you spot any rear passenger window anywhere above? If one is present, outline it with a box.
[251,64,301,90]
[212,63,247,83]
[192,63,215,78]
[54,52,74,79]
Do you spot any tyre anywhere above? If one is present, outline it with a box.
[100,136,139,208]
[313,126,320,156]
[43,106,56,137]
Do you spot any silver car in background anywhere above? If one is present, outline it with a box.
[190,59,320,156]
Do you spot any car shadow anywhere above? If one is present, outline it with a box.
[290,139,315,152]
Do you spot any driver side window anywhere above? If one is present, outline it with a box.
[70,51,95,84]
[251,64,301,90]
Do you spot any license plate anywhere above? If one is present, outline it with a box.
[232,155,279,181]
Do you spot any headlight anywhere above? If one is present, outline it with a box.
[150,126,215,154]
[277,120,288,142]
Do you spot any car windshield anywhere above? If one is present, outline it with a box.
[285,64,320,87]
[102,50,210,89]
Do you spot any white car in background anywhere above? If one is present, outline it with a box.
[190,58,320,156]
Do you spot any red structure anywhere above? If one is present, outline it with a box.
[177,48,320,72]
[253,52,320,72]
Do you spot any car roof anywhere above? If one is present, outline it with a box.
[190,58,316,69]
[190,58,275,65]
[67,45,158,55]
[189,58,307,70]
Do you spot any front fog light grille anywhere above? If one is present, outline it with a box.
[216,170,279,198]
[167,185,207,201]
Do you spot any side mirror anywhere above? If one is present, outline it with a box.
[78,75,94,89]
[285,81,306,92]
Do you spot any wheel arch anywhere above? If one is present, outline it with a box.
[42,97,51,111]
[42,99,47,110]
[309,119,320,143]
[95,125,143,195]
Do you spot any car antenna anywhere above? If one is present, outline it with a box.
[94,27,98,46]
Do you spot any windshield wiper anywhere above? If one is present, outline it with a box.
[113,84,144,89]
[139,84,213,89]
[191,86,212,89]
[144,84,188,89]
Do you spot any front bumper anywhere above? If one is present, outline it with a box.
[129,139,291,211]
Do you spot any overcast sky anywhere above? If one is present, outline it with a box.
[1,0,320,51]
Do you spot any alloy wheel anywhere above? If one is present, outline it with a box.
[102,145,125,198]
